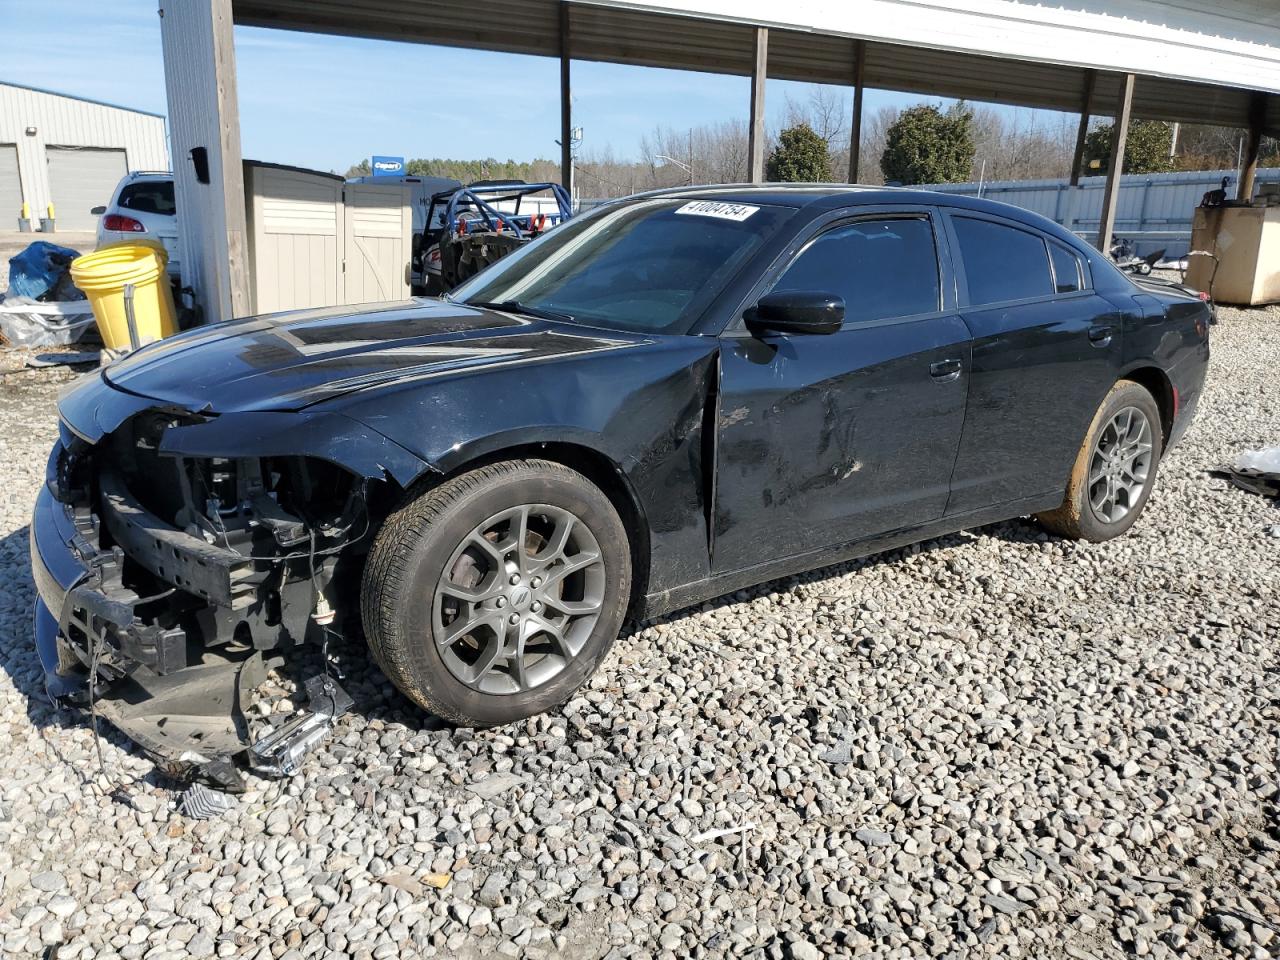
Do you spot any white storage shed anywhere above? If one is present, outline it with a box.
[243,161,413,314]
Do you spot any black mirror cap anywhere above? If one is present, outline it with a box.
[747,291,845,336]
[90,206,106,215]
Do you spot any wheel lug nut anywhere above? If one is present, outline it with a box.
[509,613,520,625]
[531,601,542,612]
[509,574,521,586]
[495,597,506,608]
[531,577,542,588]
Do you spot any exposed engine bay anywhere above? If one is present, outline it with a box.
[41,411,380,791]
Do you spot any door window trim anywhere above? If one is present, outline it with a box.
[1047,238,1091,295]
[942,208,1096,310]
[721,205,957,337]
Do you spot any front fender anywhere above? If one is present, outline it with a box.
[158,411,431,486]
[333,339,721,594]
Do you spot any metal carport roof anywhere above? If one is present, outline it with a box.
[231,0,1280,135]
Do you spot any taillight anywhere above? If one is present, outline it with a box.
[103,214,146,232]
[1197,291,1211,301]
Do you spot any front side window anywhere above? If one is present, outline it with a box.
[952,215,1053,306]
[452,198,789,334]
[769,217,941,326]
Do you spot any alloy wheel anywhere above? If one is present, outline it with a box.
[432,504,605,695]
[1087,406,1154,524]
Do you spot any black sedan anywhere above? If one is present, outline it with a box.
[31,186,1209,780]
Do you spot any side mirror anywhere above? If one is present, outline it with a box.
[747,291,844,336]
[91,206,106,215]
[411,233,423,256]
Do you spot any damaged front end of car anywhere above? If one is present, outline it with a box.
[31,378,427,791]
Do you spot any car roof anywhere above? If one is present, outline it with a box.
[630,183,1090,252]
[121,171,173,183]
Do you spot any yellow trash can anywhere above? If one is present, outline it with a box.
[70,243,178,351]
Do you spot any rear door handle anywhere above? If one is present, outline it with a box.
[1089,324,1114,346]
[929,358,963,383]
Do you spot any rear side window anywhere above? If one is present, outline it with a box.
[770,217,940,326]
[118,181,176,216]
[1049,241,1085,293]
[952,216,1052,306]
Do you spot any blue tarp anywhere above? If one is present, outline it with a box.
[7,241,85,301]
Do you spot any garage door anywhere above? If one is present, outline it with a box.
[0,145,21,228]
[47,146,128,231]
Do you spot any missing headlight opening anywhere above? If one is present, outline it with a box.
[48,411,371,792]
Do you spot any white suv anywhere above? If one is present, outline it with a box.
[93,172,180,276]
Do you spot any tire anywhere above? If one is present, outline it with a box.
[1035,380,1164,542]
[362,459,632,727]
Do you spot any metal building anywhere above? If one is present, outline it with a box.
[161,0,1280,323]
[0,82,169,232]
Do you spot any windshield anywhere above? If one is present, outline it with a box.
[450,198,790,334]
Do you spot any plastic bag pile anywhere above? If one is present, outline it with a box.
[7,241,85,302]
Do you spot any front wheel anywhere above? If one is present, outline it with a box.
[362,460,631,727]
[1035,380,1164,542]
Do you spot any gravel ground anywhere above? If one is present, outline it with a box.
[1,304,1278,960]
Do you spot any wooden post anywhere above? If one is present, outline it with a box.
[848,40,866,183]
[1069,69,1096,187]
[748,27,768,183]
[1095,72,1134,251]
[559,1,573,197]
[1238,91,1268,202]
[159,0,250,322]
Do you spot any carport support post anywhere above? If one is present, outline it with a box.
[1238,92,1268,202]
[158,0,250,323]
[848,40,866,183]
[1069,69,1096,187]
[748,27,768,183]
[1095,72,1134,251]
[559,1,573,198]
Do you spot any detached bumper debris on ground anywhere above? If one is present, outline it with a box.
[1,294,1279,958]
[1226,447,1280,498]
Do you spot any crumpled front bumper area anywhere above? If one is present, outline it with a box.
[31,441,353,792]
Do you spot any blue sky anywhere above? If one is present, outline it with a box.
[5,0,992,172]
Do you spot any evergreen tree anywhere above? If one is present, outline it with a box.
[880,103,976,185]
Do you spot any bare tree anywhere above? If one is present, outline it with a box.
[969,106,1074,183]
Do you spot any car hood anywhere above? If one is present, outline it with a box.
[102,299,649,413]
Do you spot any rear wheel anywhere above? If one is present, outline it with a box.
[1035,380,1163,542]
[362,460,631,726]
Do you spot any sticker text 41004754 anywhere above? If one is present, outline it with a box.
[674,200,760,222]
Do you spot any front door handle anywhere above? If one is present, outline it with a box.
[1089,324,1114,347]
[929,358,963,383]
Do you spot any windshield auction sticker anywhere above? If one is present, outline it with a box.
[674,200,760,222]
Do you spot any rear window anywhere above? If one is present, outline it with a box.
[952,215,1053,306]
[119,181,176,216]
